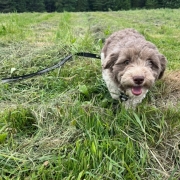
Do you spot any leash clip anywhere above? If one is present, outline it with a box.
[119,92,129,101]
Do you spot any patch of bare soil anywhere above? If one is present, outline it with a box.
[152,71,180,108]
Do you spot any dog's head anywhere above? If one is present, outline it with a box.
[103,44,167,97]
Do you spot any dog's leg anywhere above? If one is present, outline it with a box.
[101,53,120,100]
[101,52,105,64]
[102,69,120,100]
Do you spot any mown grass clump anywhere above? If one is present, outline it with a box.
[0,9,180,179]
[1,107,36,132]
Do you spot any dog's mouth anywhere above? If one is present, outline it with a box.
[131,86,142,96]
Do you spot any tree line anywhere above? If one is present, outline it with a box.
[0,0,180,13]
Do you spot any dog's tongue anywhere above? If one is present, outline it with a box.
[131,87,142,96]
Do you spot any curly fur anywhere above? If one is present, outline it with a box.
[101,28,167,108]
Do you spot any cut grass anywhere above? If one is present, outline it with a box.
[0,9,180,179]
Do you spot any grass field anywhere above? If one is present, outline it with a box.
[0,9,180,179]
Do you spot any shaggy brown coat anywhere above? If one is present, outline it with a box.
[101,28,167,108]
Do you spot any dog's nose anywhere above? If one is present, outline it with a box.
[133,76,144,85]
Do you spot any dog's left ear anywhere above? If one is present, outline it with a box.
[158,54,167,79]
[103,52,119,69]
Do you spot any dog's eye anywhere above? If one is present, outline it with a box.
[123,60,130,65]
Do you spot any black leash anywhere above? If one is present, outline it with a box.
[1,52,101,84]
[1,52,129,102]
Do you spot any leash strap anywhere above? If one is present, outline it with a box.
[1,52,129,102]
[1,52,101,83]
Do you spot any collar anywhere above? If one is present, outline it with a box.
[119,91,129,102]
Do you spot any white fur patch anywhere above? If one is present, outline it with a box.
[124,89,148,109]
[102,69,120,100]
[101,52,105,64]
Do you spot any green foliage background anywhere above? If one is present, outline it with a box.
[0,0,180,13]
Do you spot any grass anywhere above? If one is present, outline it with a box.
[0,9,180,179]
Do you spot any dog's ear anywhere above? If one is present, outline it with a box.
[103,52,119,69]
[158,54,167,79]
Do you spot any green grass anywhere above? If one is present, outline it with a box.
[0,9,180,179]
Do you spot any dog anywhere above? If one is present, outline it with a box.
[101,28,167,109]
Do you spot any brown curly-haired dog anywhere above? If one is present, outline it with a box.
[101,28,167,108]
